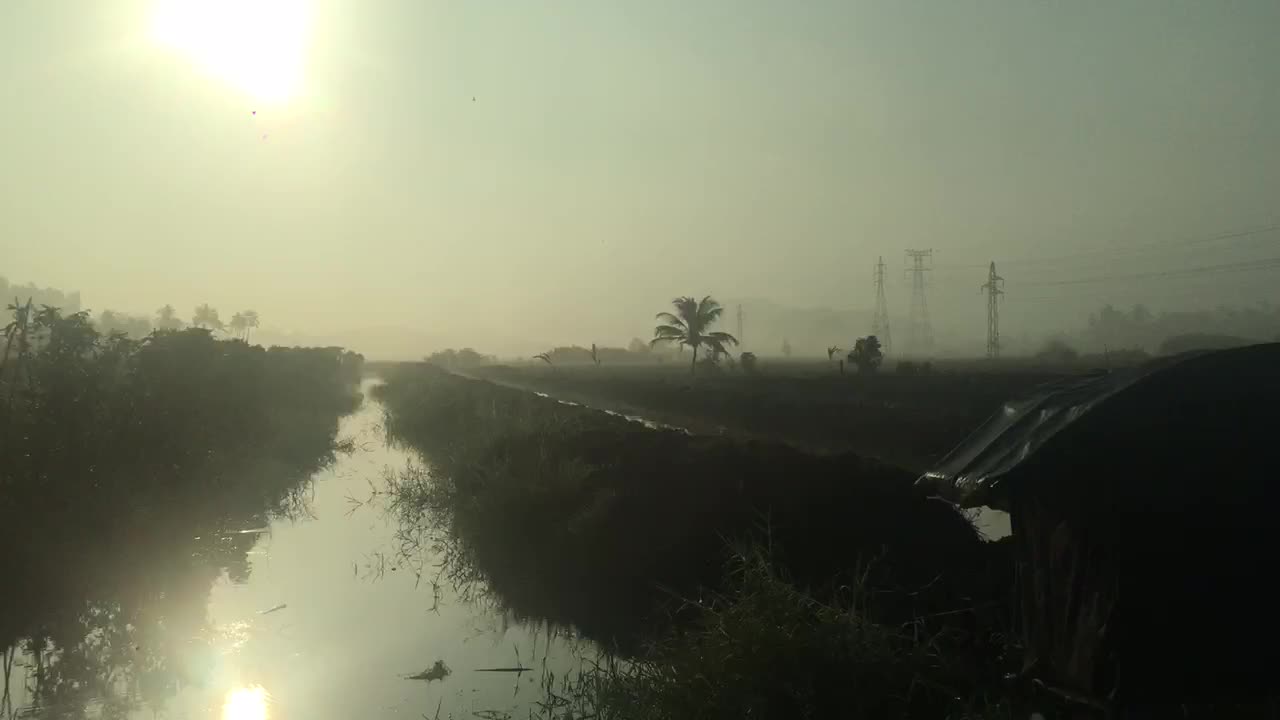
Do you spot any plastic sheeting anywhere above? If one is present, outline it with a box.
[915,352,1205,509]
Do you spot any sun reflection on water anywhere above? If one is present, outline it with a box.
[222,685,270,720]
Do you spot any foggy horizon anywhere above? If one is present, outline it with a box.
[4,1,1278,358]
[6,5,1280,716]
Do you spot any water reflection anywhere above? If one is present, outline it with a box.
[3,381,586,720]
[222,685,270,720]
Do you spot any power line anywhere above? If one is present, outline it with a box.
[1016,256,1280,288]
[933,223,1280,271]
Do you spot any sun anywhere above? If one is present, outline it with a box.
[151,0,312,104]
[221,685,270,720]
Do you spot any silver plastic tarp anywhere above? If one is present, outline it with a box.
[915,352,1205,509]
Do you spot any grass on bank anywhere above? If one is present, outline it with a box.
[373,364,1018,718]
[526,544,1014,720]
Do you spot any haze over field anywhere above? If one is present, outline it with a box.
[3,1,1278,357]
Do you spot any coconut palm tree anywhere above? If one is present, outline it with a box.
[2,298,34,383]
[228,313,247,341]
[155,304,182,331]
[651,295,738,376]
[242,310,260,342]
[192,304,223,332]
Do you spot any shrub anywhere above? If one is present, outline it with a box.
[533,546,1013,720]
[848,336,884,373]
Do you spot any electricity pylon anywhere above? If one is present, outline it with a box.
[904,249,933,355]
[871,257,891,354]
[980,261,1005,358]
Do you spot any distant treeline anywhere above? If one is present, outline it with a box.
[425,340,678,368]
[0,276,80,314]
[1079,302,1280,354]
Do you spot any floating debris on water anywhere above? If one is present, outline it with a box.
[405,659,451,682]
[258,603,287,615]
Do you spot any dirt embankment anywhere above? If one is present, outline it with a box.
[375,364,1013,646]
[470,363,1067,472]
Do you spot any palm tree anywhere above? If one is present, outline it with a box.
[2,298,34,383]
[192,304,223,332]
[241,310,260,342]
[228,312,247,341]
[155,304,181,331]
[651,295,738,376]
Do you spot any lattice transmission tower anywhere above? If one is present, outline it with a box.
[736,304,744,349]
[904,249,933,356]
[871,257,892,354]
[981,261,1005,358]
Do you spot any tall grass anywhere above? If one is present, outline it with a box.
[374,363,1017,715]
[536,547,1013,720]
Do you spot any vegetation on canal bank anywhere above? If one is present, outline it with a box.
[471,360,1071,471]
[1,304,365,685]
[532,548,1014,720]
[375,363,1015,718]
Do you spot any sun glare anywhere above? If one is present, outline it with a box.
[222,685,270,720]
[151,0,311,104]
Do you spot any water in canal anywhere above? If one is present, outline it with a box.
[2,380,587,719]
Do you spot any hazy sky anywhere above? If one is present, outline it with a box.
[3,1,1278,355]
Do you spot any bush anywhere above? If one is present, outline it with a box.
[534,546,1012,720]
[848,336,884,373]
[739,351,758,374]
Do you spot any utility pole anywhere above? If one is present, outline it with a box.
[981,261,1005,358]
[871,257,892,354]
[904,249,933,356]
[736,304,744,349]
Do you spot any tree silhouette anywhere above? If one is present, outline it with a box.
[192,305,223,332]
[228,313,247,341]
[651,295,738,376]
[781,338,792,357]
[2,298,34,385]
[242,310,260,342]
[848,336,884,373]
[155,305,183,331]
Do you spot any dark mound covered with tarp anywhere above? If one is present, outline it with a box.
[917,343,1280,712]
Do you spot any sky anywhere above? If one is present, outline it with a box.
[2,0,1278,357]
